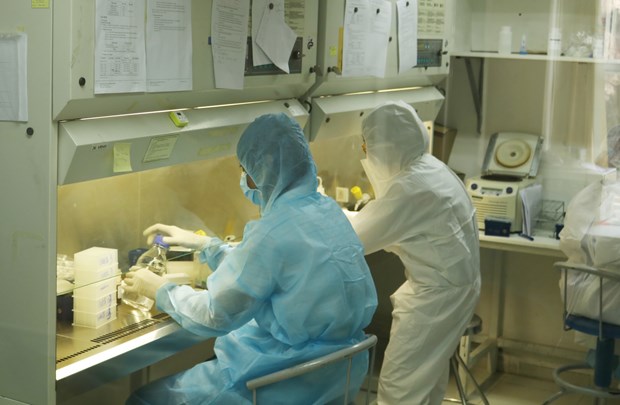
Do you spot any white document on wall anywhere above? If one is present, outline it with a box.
[211,0,249,90]
[95,0,147,94]
[146,0,192,92]
[396,0,418,73]
[342,0,391,78]
[0,33,28,122]
[256,0,296,73]
[520,184,542,237]
[251,0,278,66]
[367,0,391,77]
[342,0,371,77]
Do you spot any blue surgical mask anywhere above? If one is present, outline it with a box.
[240,172,261,206]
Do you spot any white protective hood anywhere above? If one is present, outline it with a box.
[361,100,429,198]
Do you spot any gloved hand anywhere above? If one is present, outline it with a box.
[123,268,168,300]
[143,223,211,250]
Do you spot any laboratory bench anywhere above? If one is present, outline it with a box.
[479,230,564,258]
[56,301,214,401]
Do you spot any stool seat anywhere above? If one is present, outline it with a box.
[463,314,482,336]
[565,314,620,338]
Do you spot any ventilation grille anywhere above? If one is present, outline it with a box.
[91,319,159,345]
[57,344,100,364]
[92,313,171,345]
[474,200,509,221]
[56,313,172,364]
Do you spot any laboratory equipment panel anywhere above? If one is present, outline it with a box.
[310,0,454,98]
[52,0,319,120]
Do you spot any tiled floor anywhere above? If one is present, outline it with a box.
[354,372,620,404]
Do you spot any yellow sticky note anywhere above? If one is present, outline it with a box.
[31,0,49,9]
[113,143,133,173]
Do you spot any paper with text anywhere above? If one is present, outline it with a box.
[146,0,192,92]
[342,0,391,78]
[211,0,249,89]
[95,0,147,94]
[396,0,418,73]
[256,0,296,74]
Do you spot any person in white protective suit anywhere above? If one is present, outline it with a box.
[348,101,481,404]
[123,113,378,404]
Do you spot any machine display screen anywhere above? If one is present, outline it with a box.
[481,187,503,195]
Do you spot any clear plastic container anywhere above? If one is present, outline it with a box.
[121,234,169,312]
[119,290,154,313]
[498,26,512,55]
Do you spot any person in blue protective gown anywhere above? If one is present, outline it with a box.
[123,112,378,405]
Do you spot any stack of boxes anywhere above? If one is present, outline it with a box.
[73,247,120,328]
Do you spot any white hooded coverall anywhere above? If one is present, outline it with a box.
[349,101,481,404]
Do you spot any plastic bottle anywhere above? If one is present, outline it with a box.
[548,28,562,57]
[519,34,527,55]
[350,186,371,211]
[593,35,604,59]
[121,234,169,312]
[498,26,512,55]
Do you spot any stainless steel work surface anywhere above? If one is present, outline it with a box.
[56,303,208,381]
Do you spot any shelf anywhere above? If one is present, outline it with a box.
[452,51,620,65]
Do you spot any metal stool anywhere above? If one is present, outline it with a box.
[444,314,490,405]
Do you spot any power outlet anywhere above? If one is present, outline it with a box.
[335,187,350,203]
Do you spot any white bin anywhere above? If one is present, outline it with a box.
[73,292,116,312]
[74,263,119,286]
[73,276,120,299]
[73,305,117,329]
[74,247,118,271]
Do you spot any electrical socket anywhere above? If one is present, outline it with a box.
[335,187,350,203]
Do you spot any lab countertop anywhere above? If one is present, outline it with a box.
[56,303,211,381]
[479,230,565,258]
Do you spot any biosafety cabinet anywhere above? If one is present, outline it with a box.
[2,1,319,403]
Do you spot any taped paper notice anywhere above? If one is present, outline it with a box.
[143,135,178,163]
[113,143,133,173]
